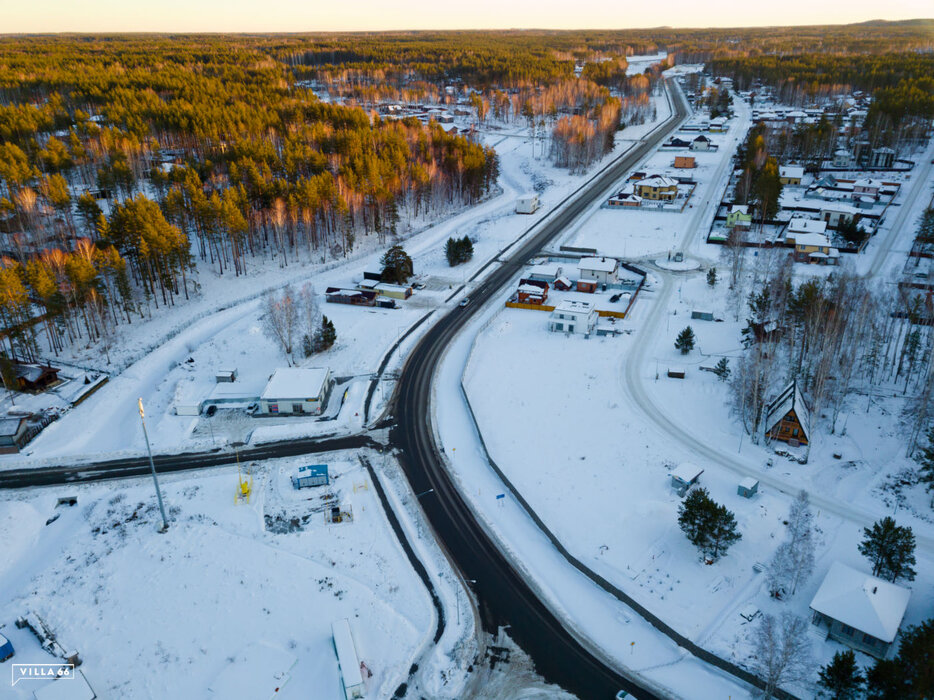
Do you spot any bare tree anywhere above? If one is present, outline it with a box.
[261,285,299,361]
[752,613,813,699]
[768,490,816,598]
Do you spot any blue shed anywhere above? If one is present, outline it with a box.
[291,464,329,489]
[0,633,13,662]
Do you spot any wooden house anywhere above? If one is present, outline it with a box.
[516,279,549,304]
[764,381,809,446]
[13,363,60,393]
[673,155,696,169]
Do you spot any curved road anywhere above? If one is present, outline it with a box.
[391,82,689,699]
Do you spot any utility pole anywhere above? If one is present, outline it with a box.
[138,398,169,532]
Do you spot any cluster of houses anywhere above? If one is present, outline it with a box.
[607,172,695,209]
[661,134,715,152]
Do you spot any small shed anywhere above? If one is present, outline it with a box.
[670,462,703,494]
[515,194,540,214]
[667,368,686,379]
[215,369,238,383]
[691,310,714,321]
[576,280,598,294]
[553,276,572,291]
[0,633,13,661]
[737,477,759,498]
[291,464,329,489]
[0,416,29,453]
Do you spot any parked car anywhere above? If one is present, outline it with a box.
[205,404,217,417]
[609,293,621,303]
[246,402,259,415]
[459,297,470,307]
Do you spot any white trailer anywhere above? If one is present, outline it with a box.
[515,194,540,214]
[332,619,365,700]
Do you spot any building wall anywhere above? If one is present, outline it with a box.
[813,613,892,660]
[260,397,323,415]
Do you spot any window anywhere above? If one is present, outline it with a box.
[569,325,575,333]
[862,633,876,646]
[293,403,303,413]
[269,403,278,414]
[793,428,799,437]
[554,323,563,331]
[841,624,855,637]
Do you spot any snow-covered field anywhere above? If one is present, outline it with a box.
[0,452,434,699]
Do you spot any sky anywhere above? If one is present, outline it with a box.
[0,0,930,33]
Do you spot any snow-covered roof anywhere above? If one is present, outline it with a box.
[821,202,859,215]
[765,381,810,440]
[261,368,330,400]
[810,561,910,642]
[555,276,571,287]
[0,417,25,436]
[552,299,595,314]
[671,462,703,483]
[853,178,882,189]
[795,232,831,248]
[332,619,364,688]
[787,218,827,235]
[518,284,546,295]
[636,175,677,188]
[579,257,618,273]
[739,477,759,489]
[780,165,805,180]
[527,263,561,278]
[33,671,97,700]
[729,205,749,216]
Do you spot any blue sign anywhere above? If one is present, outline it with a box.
[495,493,505,500]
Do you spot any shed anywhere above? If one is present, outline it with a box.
[691,310,714,321]
[0,633,12,661]
[737,478,759,498]
[667,368,686,379]
[515,194,540,214]
[670,462,703,494]
[553,276,572,291]
[576,280,598,294]
[0,416,29,453]
[372,282,412,300]
[291,464,329,489]
[332,619,365,700]
[215,369,237,383]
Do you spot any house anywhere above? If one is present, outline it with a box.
[690,135,711,151]
[725,205,752,230]
[0,633,12,661]
[795,233,839,264]
[691,310,714,321]
[0,417,29,454]
[372,282,412,300]
[785,217,828,244]
[634,175,678,201]
[764,381,809,446]
[553,276,572,291]
[526,263,562,282]
[325,287,378,307]
[809,561,911,659]
[516,194,540,214]
[673,155,696,169]
[670,462,703,495]
[665,137,691,148]
[516,279,549,304]
[578,257,619,285]
[709,116,728,132]
[779,165,805,186]
[852,178,882,199]
[832,149,853,168]
[259,367,331,415]
[548,300,597,335]
[291,464,329,489]
[820,203,858,228]
[332,619,365,700]
[869,147,895,169]
[13,363,60,393]
[607,192,643,207]
[576,280,598,293]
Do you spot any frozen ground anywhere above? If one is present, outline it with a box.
[0,452,435,699]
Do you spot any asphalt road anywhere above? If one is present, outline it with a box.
[391,82,689,700]
[0,433,379,489]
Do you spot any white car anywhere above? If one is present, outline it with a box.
[459,297,470,308]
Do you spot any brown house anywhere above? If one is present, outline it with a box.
[674,155,696,169]
[765,381,810,446]
[516,278,549,304]
[14,363,60,393]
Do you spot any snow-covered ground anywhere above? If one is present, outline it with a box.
[0,452,435,699]
[1,89,672,468]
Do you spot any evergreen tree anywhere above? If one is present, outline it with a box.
[445,237,459,266]
[0,352,17,392]
[858,517,917,582]
[445,235,474,266]
[865,620,933,700]
[677,487,741,561]
[713,357,731,382]
[818,650,864,700]
[381,245,414,283]
[917,425,934,493]
[314,316,337,352]
[675,326,696,354]
[706,267,717,287]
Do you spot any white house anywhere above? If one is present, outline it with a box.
[820,203,858,228]
[785,217,828,244]
[259,367,331,415]
[548,300,597,335]
[809,561,911,659]
[833,149,853,168]
[578,256,619,285]
[690,135,712,151]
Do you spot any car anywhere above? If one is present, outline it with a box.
[205,404,217,417]
[413,282,427,290]
[609,293,621,303]
[246,402,259,415]
[459,297,470,307]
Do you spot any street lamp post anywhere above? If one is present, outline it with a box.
[138,398,169,532]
